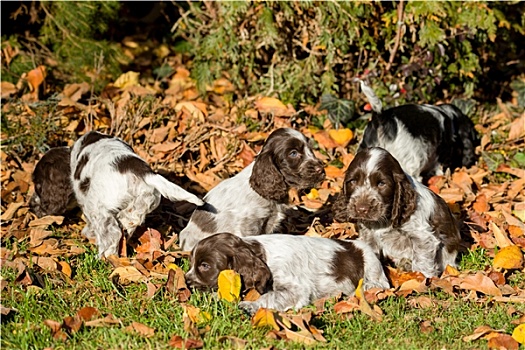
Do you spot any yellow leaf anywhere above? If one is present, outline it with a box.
[217,269,241,302]
[355,278,383,321]
[512,324,525,344]
[113,71,140,89]
[183,305,211,324]
[355,278,365,299]
[328,128,353,146]
[306,188,319,200]
[251,308,279,331]
[493,245,524,270]
[167,263,179,271]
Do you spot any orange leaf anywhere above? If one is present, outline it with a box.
[25,65,46,92]
[325,165,344,179]
[328,128,353,147]
[76,307,100,322]
[493,245,524,270]
[169,335,204,349]
[312,131,339,149]
[459,272,502,296]
[473,194,490,213]
[487,334,519,350]
[254,97,296,117]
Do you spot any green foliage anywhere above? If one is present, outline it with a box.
[39,1,123,88]
[173,1,524,105]
[1,2,124,90]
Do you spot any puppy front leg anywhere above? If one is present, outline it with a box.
[239,288,308,315]
[411,237,441,278]
[90,212,123,258]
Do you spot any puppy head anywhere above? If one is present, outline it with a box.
[250,128,325,202]
[333,147,417,227]
[30,147,74,218]
[185,233,272,294]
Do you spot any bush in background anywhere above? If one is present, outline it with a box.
[173,1,525,105]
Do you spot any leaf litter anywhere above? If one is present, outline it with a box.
[1,54,524,348]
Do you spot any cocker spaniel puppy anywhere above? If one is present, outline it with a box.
[30,147,75,218]
[332,147,461,277]
[71,131,204,258]
[357,80,479,181]
[185,232,390,314]
[179,128,325,251]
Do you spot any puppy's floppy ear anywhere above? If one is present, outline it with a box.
[232,243,272,295]
[249,151,288,202]
[332,192,351,223]
[391,172,417,227]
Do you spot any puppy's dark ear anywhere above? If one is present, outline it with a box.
[391,173,417,227]
[332,192,350,223]
[249,152,288,202]
[232,244,272,295]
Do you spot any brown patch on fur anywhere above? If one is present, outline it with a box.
[331,240,364,287]
[79,177,90,193]
[74,154,89,180]
[430,192,461,258]
[114,155,152,178]
[78,131,113,154]
[192,204,218,233]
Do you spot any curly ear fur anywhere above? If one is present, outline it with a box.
[249,152,288,202]
[232,242,272,295]
[391,173,418,227]
[332,192,351,223]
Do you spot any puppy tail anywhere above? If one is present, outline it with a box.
[144,174,204,206]
[357,79,382,114]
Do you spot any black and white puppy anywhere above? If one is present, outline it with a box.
[71,131,204,258]
[185,232,390,314]
[357,80,479,181]
[30,147,75,218]
[179,128,325,251]
[332,147,461,277]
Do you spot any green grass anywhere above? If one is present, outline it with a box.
[2,236,524,350]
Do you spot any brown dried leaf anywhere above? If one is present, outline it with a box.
[218,336,247,349]
[463,325,505,342]
[507,114,525,141]
[491,222,514,248]
[312,131,339,149]
[63,316,82,333]
[84,314,122,327]
[169,335,204,349]
[487,334,519,350]
[459,272,502,296]
[125,321,155,338]
[109,266,147,285]
[76,307,100,322]
[29,215,64,227]
[29,228,53,247]
[1,81,18,99]
[254,97,296,117]
[1,202,24,221]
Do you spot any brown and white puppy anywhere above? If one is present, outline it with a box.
[332,147,461,277]
[357,80,479,181]
[185,233,390,314]
[179,128,326,251]
[30,147,75,218]
[70,131,204,258]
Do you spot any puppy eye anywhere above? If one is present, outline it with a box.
[198,262,210,271]
[349,179,357,185]
[377,181,386,188]
[289,150,300,158]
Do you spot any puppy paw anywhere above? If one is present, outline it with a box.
[238,301,260,316]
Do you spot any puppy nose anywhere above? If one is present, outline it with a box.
[314,165,324,174]
[355,204,370,215]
